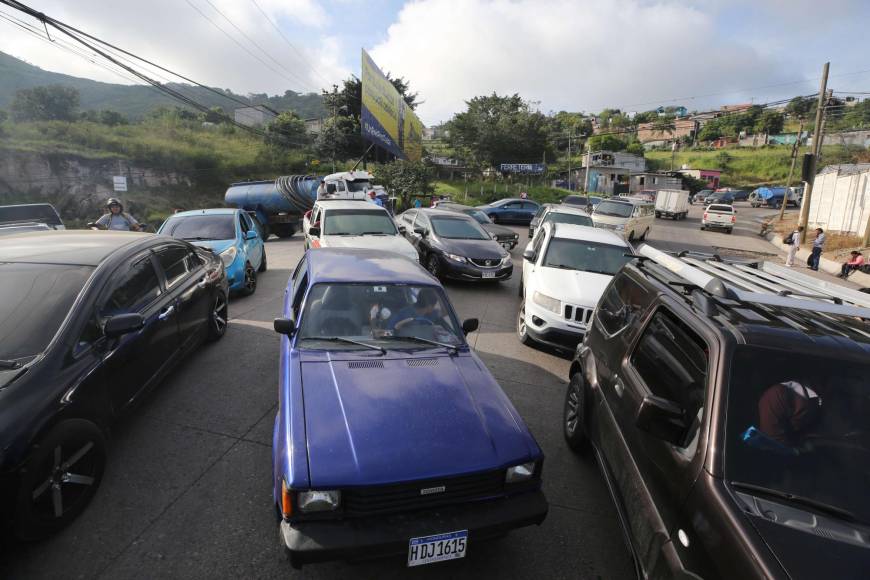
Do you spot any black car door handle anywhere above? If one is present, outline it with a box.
[158,305,175,321]
[614,376,625,398]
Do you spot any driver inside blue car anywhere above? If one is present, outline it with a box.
[389,288,442,332]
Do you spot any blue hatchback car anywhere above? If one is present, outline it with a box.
[159,208,265,295]
[272,248,548,568]
[477,198,540,225]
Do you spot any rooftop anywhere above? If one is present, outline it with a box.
[0,231,152,266]
[305,248,437,287]
[547,222,628,246]
[172,208,238,217]
[315,200,387,211]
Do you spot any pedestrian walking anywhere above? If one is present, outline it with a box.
[809,228,825,271]
[783,225,803,267]
[837,251,865,279]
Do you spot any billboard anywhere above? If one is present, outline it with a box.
[499,163,546,175]
[361,49,423,162]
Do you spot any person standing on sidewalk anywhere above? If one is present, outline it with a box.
[784,225,803,267]
[809,228,825,271]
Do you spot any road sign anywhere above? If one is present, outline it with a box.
[113,176,128,192]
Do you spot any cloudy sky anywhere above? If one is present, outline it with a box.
[1,0,868,124]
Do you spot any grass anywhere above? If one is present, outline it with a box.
[433,180,570,206]
[646,144,865,188]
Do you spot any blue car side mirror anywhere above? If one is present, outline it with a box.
[245,230,258,240]
[274,317,296,336]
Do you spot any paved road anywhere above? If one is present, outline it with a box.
[0,202,792,579]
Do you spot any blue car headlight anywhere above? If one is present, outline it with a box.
[505,462,536,483]
[297,490,341,512]
[219,246,238,268]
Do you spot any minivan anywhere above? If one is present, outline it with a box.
[592,197,654,242]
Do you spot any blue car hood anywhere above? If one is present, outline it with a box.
[188,238,235,254]
[300,352,538,487]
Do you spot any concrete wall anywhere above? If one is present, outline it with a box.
[808,167,870,235]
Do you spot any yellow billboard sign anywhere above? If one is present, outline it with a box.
[361,49,423,162]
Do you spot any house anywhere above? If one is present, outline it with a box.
[233,105,278,127]
[629,172,684,193]
[656,105,688,118]
[636,118,698,143]
[677,167,722,189]
[304,117,323,135]
[808,164,870,236]
[582,150,646,172]
[572,166,630,195]
[719,103,753,115]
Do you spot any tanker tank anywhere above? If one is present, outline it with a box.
[224,175,319,239]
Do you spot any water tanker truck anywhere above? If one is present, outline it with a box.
[224,170,380,239]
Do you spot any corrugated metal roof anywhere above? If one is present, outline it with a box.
[818,163,870,176]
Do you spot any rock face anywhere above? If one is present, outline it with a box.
[0,150,193,223]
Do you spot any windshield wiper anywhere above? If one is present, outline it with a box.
[359,231,390,235]
[0,359,21,369]
[302,336,385,354]
[730,481,864,524]
[383,335,458,353]
[546,263,580,271]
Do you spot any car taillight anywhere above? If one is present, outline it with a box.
[703,213,708,220]
[731,215,736,223]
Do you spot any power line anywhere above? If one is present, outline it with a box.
[248,0,331,86]
[183,0,313,94]
[200,0,316,92]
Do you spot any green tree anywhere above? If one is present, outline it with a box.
[99,110,128,126]
[10,85,80,122]
[266,111,307,147]
[201,106,226,124]
[587,134,627,152]
[373,160,434,210]
[447,93,552,168]
[679,173,709,194]
[785,96,813,119]
[0,110,7,123]
[754,110,784,135]
[625,141,645,156]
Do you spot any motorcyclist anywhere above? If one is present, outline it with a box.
[95,198,141,231]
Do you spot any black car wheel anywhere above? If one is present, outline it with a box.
[639,228,649,241]
[627,230,635,243]
[241,262,257,296]
[426,254,441,279]
[258,250,268,272]
[517,305,533,345]
[208,291,228,341]
[15,419,106,540]
[517,278,524,297]
[564,374,590,453]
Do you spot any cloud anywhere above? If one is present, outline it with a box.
[0,0,347,96]
[369,0,815,124]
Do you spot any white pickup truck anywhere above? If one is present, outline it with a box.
[700,203,736,234]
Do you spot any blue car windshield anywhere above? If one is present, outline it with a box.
[162,215,235,241]
[725,347,870,524]
[298,283,464,348]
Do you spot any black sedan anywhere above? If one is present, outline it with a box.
[436,202,520,249]
[0,231,228,539]
[397,208,513,282]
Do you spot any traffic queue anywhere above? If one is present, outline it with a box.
[1,183,869,578]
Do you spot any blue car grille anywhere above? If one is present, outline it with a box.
[342,470,506,517]
[469,257,501,268]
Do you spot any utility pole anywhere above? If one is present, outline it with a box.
[331,84,338,173]
[583,143,592,194]
[798,62,829,244]
[567,133,572,191]
[778,119,804,222]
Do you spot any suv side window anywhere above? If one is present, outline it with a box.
[531,227,547,256]
[630,308,708,445]
[413,213,430,232]
[155,246,189,288]
[102,257,162,315]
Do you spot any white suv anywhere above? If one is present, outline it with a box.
[302,200,419,262]
[518,222,632,351]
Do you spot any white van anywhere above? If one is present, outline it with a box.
[592,197,655,242]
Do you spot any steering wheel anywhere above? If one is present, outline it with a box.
[396,317,435,336]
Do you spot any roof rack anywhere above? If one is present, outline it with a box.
[637,245,870,319]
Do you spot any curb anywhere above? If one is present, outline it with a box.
[764,232,870,286]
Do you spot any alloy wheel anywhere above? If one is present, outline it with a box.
[243,264,257,295]
[31,441,97,520]
[212,293,228,335]
[565,386,580,435]
[427,255,439,278]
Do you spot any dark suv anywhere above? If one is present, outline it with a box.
[564,246,870,579]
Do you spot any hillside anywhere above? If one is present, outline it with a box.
[0,51,325,119]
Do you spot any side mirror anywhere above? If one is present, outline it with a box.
[522,249,537,262]
[413,226,425,235]
[398,225,407,234]
[308,226,320,237]
[461,318,479,335]
[104,313,145,338]
[274,317,296,336]
[490,232,498,240]
[635,395,688,446]
[245,229,257,240]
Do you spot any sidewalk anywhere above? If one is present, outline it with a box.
[764,232,870,289]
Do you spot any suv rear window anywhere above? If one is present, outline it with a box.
[708,204,733,212]
[0,204,62,226]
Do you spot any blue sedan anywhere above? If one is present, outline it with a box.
[271,248,548,569]
[159,208,265,295]
[477,198,540,225]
